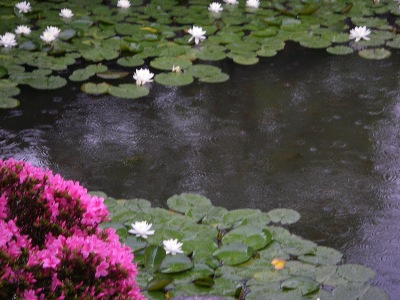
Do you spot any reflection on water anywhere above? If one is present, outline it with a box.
[1,45,400,297]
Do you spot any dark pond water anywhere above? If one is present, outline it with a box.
[1,45,400,297]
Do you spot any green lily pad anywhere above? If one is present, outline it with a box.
[299,246,343,266]
[167,193,212,214]
[326,45,354,55]
[155,72,194,86]
[281,276,320,296]
[358,48,391,60]
[0,97,20,109]
[185,64,223,79]
[268,208,301,224]
[147,276,174,292]
[199,72,230,83]
[213,242,254,265]
[0,66,7,78]
[0,85,20,98]
[97,70,129,79]
[58,29,77,41]
[159,254,193,273]
[220,208,261,229]
[81,82,110,94]
[122,235,148,253]
[27,76,67,90]
[231,54,259,65]
[117,56,145,67]
[337,264,376,283]
[150,56,192,71]
[222,225,272,250]
[108,84,149,99]
[144,245,166,274]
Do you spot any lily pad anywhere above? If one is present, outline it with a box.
[299,246,343,266]
[108,84,149,99]
[337,264,376,283]
[81,82,110,94]
[199,72,230,83]
[281,276,319,296]
[358,48,391,60]
[167,193,212,214]
[27,76,67,90]
[0,97,20,109]
[159,254,193,273]
[144,245,166,274]
[213,242,254,266]
[97,70,129,79]
[222,225,272,250]
[150,56,192,71]
[268,208,301,225]
[326,45,354,55]
[117,56,145,67]
[155,73,194,86]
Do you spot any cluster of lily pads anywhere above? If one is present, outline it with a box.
[0,0,400,108]
[96,192,389,299]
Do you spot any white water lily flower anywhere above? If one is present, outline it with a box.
[133,68,154,85]
[246,0,260,8]
[129,221,155,239]
[15,25,31,36]
[224,0,238,4]
[163,239,183,255]
[349,26,371,42]
[172,65,182,73]
[0,33,17,48]
[208,2,223,13]
[59,8,73,18]
[45,26,61,38]
[15,1,31,14]
[40,30,56,44]
[188,26,206,45]
[117,0,131,8]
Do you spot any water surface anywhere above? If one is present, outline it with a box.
[1,45,400,297]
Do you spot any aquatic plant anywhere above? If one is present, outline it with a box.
[0,158,144,299]
[102,192,390,299]
[0,0,398,107]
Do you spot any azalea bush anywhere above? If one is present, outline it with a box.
[0,158,144,299]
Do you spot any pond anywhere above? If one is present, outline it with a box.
[1,43,400,297]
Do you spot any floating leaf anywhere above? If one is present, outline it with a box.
[144,245,166,274]
[0,66,7,78]
[108,84,149,99]
[97,70,129,79]
[326,45,354,55]
[167,193,212,214]
[213,242,253,265]
[117,56,145,67]
[150,56,192,71]
[281,276,319,296]
[155,72,194,86]
[222,225,272,250]
[122,236,147,252]
[147,276,173,291]
[199,72,230,83]
[159,254,193,273]
[27,76,67,90]
[337,264,376,283]
[358,48,391,60]
[268,208,301,224]
[299,246,343,266]
[81,82,110,94]
[0,97,19,109]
